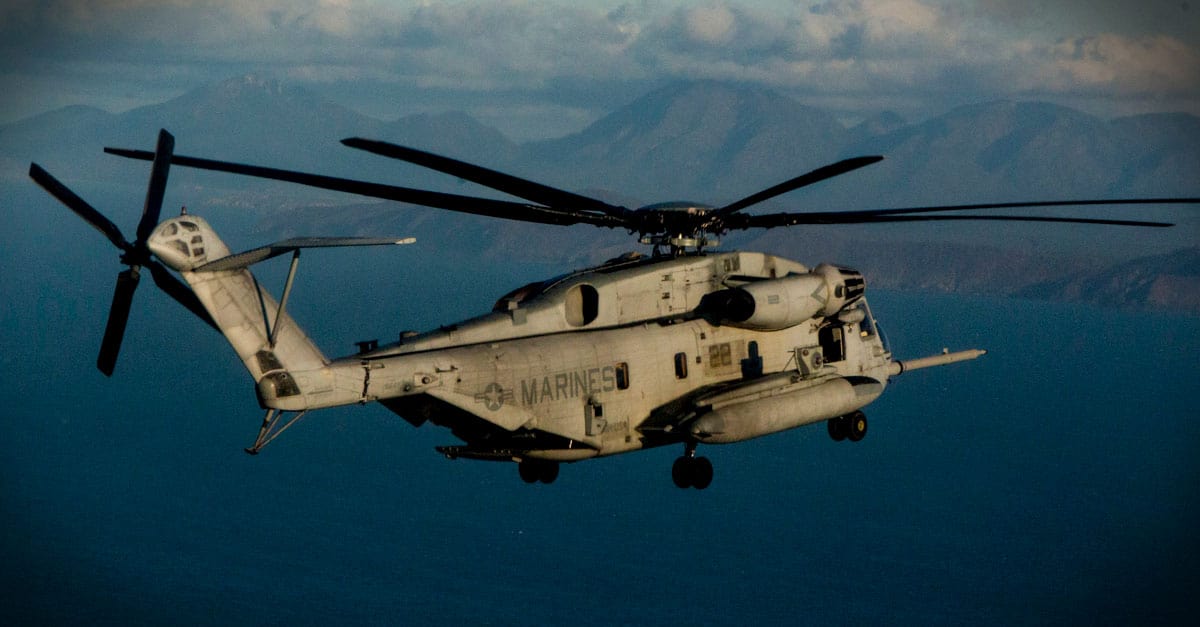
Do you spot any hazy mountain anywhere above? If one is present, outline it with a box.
[1108,113,1200,197]
[1019,247,1200,311]
[381,111,519,164]
[123,75,382,164]
[0,75,514,188]
[848,111,907,144]
[0,104,116,151]
[5,74,1196,203]
[3,75,1197,311]
[830,101,1126,209]
[523,80,852,202]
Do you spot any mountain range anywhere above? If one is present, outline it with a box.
[2,74,1197,312]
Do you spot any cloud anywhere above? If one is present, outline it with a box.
[683,6,738,45]
[797,0,956,59]
[0,0,1197,132]
[1037,34,1200,94]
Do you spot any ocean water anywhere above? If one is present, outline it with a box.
[2,199,1197,624]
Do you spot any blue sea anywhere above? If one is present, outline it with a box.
[2,196,1198,624]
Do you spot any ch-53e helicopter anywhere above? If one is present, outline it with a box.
[30,129,1195,489]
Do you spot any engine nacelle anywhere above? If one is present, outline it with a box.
[701,264,865,330]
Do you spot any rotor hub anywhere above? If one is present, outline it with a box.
[631,201,726,252]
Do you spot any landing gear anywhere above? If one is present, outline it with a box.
[671,443,713,490]
[244,407,309,455]
[827,415,847,441]
[846,410,868,442]
[827,410,867,442]
[517,458,559,484]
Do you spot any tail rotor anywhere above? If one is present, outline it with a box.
[29,129,214,376]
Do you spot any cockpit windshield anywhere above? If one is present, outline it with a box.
[858,301,890,351]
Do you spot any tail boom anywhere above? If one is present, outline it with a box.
[148,215,344,409]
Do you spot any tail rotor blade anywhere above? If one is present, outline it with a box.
[29,163,132,251]
[147,261,218,330]
[136,129,175,246]
[97,268,141,376]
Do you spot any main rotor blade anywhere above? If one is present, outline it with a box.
[98,268,140,377]
[734,197,1196,228]
[715,156,884,217]
[29,163,132,251]
[146,261,218,331]
[342,137,629,218]
[740,212,1175,229]
[104,147,622,227]
[820,197,1200,219]
[135,130,175,247]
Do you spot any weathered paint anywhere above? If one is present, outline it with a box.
[156,214,977,463]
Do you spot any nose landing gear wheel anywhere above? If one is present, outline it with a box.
[691,456,713,489]
[671,456,691,488]
[518,459,560,484]
[671,453,714,490]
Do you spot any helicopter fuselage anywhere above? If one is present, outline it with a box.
[153,216,896,462]
[283,293,892,461]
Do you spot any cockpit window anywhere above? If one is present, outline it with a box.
[857,303,876,337]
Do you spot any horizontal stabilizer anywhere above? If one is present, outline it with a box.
[195,237,415,271]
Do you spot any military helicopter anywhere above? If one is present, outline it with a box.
[29,129,1195,489]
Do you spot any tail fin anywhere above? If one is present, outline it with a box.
[147,215,328,386]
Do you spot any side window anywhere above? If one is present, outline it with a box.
[615,362,630,390]
[674,352,688,379]
[819,325,846,362]
[708,343,733,367]
[565,284,599,327]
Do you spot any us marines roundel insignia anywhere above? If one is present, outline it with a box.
[474,382,513,411]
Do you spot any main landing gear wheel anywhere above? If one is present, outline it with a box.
[827,415,848,441]
[846,410,868,442]
[518,459,559,484]
[827,411,868,442]
[671,447,714,490]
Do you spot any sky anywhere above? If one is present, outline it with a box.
[1,0,1198,139]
